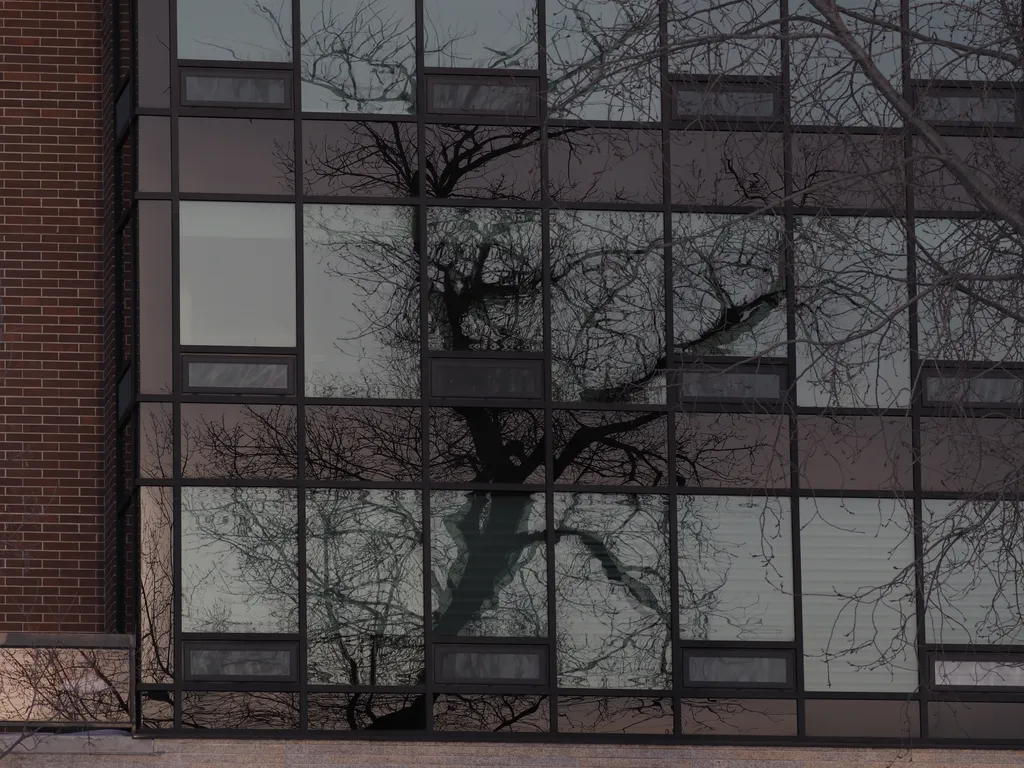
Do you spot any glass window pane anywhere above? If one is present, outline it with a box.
[305,405,421,482]
[304,204,418,397]
[674,86,777,119]
[794,217,909,408]
[185,356,292,392]
[139,402,173,479]
[300,0,415,114]
[427,208,542,351]
[685,653,789,685]
[185,644,295,681]
[180,692,299,730]
[800,498,917,692]
[558,697,671,733]
[552,411,668,486]
[177,0,292,62]
[430,359,543,399]
[670,132,784,206]
[792,134,906,211]
[183,71,290,106]
[677,414,790,490]
[306,489,423,685]
[138,201,173,394]
[548,130,662,204]
[805,699,919,738]
[138,0,170,108]
[303,120,417,198]
[179,118,294,195]
[913,137,1024,212]
[137,116,171,194]
[430,409,545,484]
[140,487,173,684]
[180,404,297,480]
[798,416,913,492]
[181,487,299,633]
[426,125,541,200]
[936,658,1024,688]
[925,372,1024,405]
[910,0,1018,80]
[675,366,783,402]
[679,496,793,641]
[180,202,296,347]
[308,692,425,730]
[435,646,546,684]
[928,702,1024,740]
[433,695,548,732]
[672,214,785,357]
[924,499,1024,645]
[426,77,538,117]
[550,210,664,404]
[546,0,659,121]
[917,90,1017,124]
[431,491,547,637]
[554,493,671,689]
[425,0,537,68]
[681,699,796,736]
[668,0,779,75]
[920,417,1024,493]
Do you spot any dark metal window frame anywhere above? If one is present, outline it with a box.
[669,75,783,124]
[424,73,541,118]
[182,639,300,683]
[434,642,550,686]
[929,651,1024,692]
[911,80,1021,127]
[179,67,294,109]
[181,353,297,395]
[681,647,796,690]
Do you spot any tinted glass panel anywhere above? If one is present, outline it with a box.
[177,0,292,62]
[793,133,906,210]
[928,702,1024,740]
[427,208,543,351]
[677,414,789,489]
[140,488,173,684]
[431,360,543,399]
[307,693,425,730]
[303,121,417,197]
[179,118,294,194]
[430,408,545,484]
[670,131,785,206]
[180,202,296,347]
[185,644,295,681]
[920,417,1024,493]
[140,694,174,729]
[552,411,668,487]
[138,201,173,394]
[306,489,423,685]
[681,699,797,736]
[558,697,672,734]
[300,0,415,114]
[675,366,783,401]
[936,659,1024,688]
[185,357,292,392]
[805,699,919,738]
[425,125,541,200]
[306,405,421,482]
[180,692,300,730]
[181,487,299,633]
[435,647,546,684]
[137,116,171,194]
[180,404,297,480]
[424,0,537,68]
[304,204,418,397]
[427,78,537,117]
[674,86,776,119]
[433,695,548,732]
[684,653,789,686]
[917,90,1017,123]
[183,71,289,106]
[548,130,662,204]
[554,493,671,689]
[137,0,170,108]
[798,416,913,492]
[925,372,1024,405]
[431,491,547,637]
[668,0,780,75]
[139,403,173,479]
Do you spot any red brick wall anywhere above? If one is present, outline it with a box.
[0,0,110,632]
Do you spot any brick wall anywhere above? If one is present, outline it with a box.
[0,0,109,632]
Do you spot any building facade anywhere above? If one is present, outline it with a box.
[4,0,1024,757]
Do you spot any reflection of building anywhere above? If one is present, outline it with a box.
[7,0,1024,760]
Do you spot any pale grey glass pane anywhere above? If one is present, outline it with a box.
[687,655,788,684]
[925,374,1023,405]
[936,660,1024,688]
[924,499,1024,645]
[177,0,291,61]
[789,0,901,126]
[679,496,793,641]
[677,369,781,400]
[184,73,288,105]
[428,208,542,352]
[431,492,547,637]
[189,648,292,678]
[554,493,671,689]
[800,498,917,692]
[910,0,1017,80]
[428,80,535,116]
[140,487,173,683]
[676,88,776,118]
[546,0,659,121]
[300,0,415,114]
[307,489,423,686]
[181,487,298,633]
[304,204,418,398]
[668,0,779,75]
[179,202,296,347]
[918,93,1017,124]
[187,359,290,390]
[673,214,785,357]
[794,217,909,408]
[425,0,537,68]
[550,210,664,403]
[917,219,1024,362]
[438,650,543,682]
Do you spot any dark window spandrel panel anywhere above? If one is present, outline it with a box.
[670,131,784,206]
[433,695,549,732]
[138,201,173,394]
[183,71,290,107]
[181,487,299,634]
[552,410,668,487]
[300,0,415,114]
[798,416,912,492]
[307,693,426,730]
[678,496,794,642]
[435,645,546,684]
[425,125,541,201]
[427,208,543,351]
[179,118,294,195]
[424,0,537,68]
[792,133,906,210]
[139,403,173,479]
[558,697,672,734]
[305,405,422,482]
[137,117,171,194]
[672,214,785,358]
[137,0,170,108]
[180,692,300,730]
[431,359,543,399]
[306,489,423,685]
[550,210,665,404]
[548,129,663,204]
[554,493,671,689]
[180,201,296,348]
[805,699,919,738]
[920,417,1024,493]
[677,414,789,490]
[681,699,797,736]
[185,356,292,393]
[180,404,297,480]
[431,491,547,638]
[140,487,173,684]
[426,77,538,117]
[303,121,417,197]
[928,702,1024,740]
[304,204,419,398]
[177,0,292,62]
[430,408,545,484]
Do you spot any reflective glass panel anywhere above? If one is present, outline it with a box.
[433,695,548,732]
[548,130,662,204]
[557,697,672,733]
[180,404,297,480]
[425,0,537,68]
[430,409,545,484]
[425,125,541,200]
[303,121,417,197]
[183,71,290,106]
[668,0,780,75]
[140,487,173,684]
[179,118,294,195]
[308,692,425,730]
[676,414,789,489]
[552,411,668,486]
[180,692,300,729]
[306,405,421,482]
[177,0,292,62]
